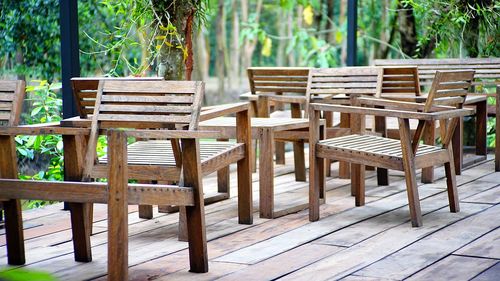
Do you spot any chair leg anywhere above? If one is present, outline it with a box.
[217,138,231,196]
[309,156,324,222]
[475,100,488,157]
[445,146,460,212]
[107,130,129,280]
[293,140,306,181]
[259,128,275,219]
[352,164,365,206]
[399,118,423,227]
[422,121,435,183]
[496,86,500,171]
[377,168,389,186]
[178,207,188,242]
[452,118,463,175]
[4,199,25,265]
[275,141,286,165]
[237,142,253,225]
[69,202,92,262]
[138,205,153,219]
[182,139,208,273]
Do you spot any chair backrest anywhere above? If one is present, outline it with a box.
[247,67,310,96]
[82,80,204,180]
[379,66,421,98]
[71,77,163,119]
[374,58,499,89]
[423,70,475,112]
[0,80,25,127]
[409,70,475,152]
[307,66,384,101]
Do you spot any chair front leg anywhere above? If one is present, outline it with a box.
[398,118,422,227]
[309,109,323,222]
[236,110,253,225]
[1,135,25,265]
[181,138,209,273]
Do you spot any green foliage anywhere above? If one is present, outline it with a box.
[0,268,58,281]
[0,0,61,80]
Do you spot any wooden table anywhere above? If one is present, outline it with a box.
[200,117,325,219]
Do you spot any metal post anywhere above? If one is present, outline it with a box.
[60,0,80,119]
[346,0,358,66]
[60,0,80,210]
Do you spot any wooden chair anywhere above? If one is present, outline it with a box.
[306,66,387,182]
[242,67,310,166]
[70,77,243,220]
[375,58,500,172]
[0,80,253,278]
[309,70,475,227]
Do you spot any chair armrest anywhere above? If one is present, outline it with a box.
[124,130,223,140]
[239,91,258,101]
[310,103,473,121]
[357,97,457,111]
[257,93,307,104]
[0,124,91,136]
[200,102,249,121]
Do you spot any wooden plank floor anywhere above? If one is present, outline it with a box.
[1,153,499,281]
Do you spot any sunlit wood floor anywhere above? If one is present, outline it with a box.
[1,152,499,281]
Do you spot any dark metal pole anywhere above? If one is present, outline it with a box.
[60,0,80,119]
[346,0,357,66]
[60,0,80,211]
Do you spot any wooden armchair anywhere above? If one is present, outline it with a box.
[0,80,253,278]
[306,66,387,182]
[70,77,248,220]
[242,67,310,166]
[309,70,476,227]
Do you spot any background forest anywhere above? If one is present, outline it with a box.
[0,0,498,207]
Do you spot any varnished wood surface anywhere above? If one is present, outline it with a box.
[0,153,498,280]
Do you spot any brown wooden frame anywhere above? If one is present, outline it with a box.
[309,70,476,227]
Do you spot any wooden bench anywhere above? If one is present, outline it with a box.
[374,58,500,171]
[309,70,475,227]
[0,80,254,279]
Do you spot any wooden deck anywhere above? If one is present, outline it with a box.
[1,152,499,280]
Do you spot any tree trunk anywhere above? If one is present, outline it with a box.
[287,10,296,66]
[397,1,418,57]
[340,0,347,65]
[276,9,286,66]
[231,0,241,85]
[326,0,335,43]
[216,0,226,98]
[241,0,263,71]
[153,0,196,80]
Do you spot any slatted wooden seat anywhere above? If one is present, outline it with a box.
[0,80,253,279]
[309,70,475,227]
[375,58,500,171]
